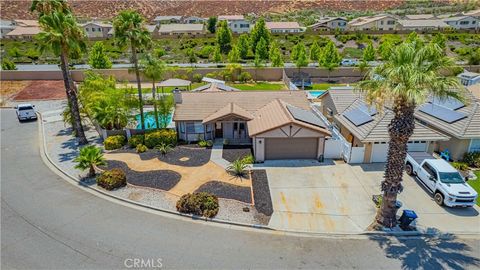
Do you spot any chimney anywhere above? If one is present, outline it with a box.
[173,89,182,104]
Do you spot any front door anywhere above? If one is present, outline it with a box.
[215,122,223,138]
[233,122,247,140]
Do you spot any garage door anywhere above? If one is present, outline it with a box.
[265,138,318,160]
[371,141,428,163]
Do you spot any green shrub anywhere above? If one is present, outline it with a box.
[96,168,127,190]
[104,135,126,150]
[144,129,177,148]
[242,154,255,164]
[206,140,213,147]
[227,159,248,177]
[176,192,219,218]
[463,152,480,168]
[452,161,469,171]
[1,58,17,70]
[238,71,252,83]
[136,144,148,153]
[128,134,144,148]
[198,140,208,147]
[192,73,203,83]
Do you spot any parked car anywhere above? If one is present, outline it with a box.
[340,58,358,66]
[405,152,478,207]
[15,103,37,121]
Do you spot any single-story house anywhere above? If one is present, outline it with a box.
[173,91,331,162]
[158,23,204,35]
[265,22,305,33]
[442,15,479,30]
[347,14,398,31]
[414,85,480,161]
[319,88,449,163]
[153,16,182,25]
[458,71,480,86]
[80,21,112,38]
[218,15,250,33]
[181,16,206,24]
[397,19,450,31]
[5,26,41,40]
[309,17,347,31]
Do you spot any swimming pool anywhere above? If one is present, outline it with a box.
[136,112,173,129]
[308,90,326,99]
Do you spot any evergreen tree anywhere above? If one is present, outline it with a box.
[309,40,321,64]
[216,20,232,54]
[88,41,112,69]
[237,34,250,59]
[430,33,446,50]
[269,41,284,67]
[378,40,394,60]
[207,17,217,33]
[319,40,341,80]
[213,46,222,63]
[250,17,270,53]
[363,42,375,62]
[255,37,268,61]
[187,48,197,66]
[227,45,240,63]
[295,44,309,68]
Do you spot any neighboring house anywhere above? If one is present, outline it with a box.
[265,22,305,33]
[173,91,331,162]
[397,19,450,31]
[153,16,182,25]
[347,14,397,31]
[414,86,480,161]
[218,15,250,33]
[181,16,206,24]
[309,17,347,31]
[192,83,239,92]
[442,15,479,30]
[458,71,480,86]
[13,19,39,27]
[0,20,15,38]
[5,26,41,40]
[80,21,112,38]
[158,23,204,35]
[319,88,449,163]
[404,14,435,20]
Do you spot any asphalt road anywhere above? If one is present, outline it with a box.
[1,108,479,270]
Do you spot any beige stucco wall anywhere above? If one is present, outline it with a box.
[436,138,471,161]
[363,143,373,163]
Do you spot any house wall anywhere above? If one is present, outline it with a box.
[270,28,303,33]
[328,19,347,30]
[83,24,110,38]
[445,17,479,29]
[435,137,471,161]
[226,20,250,33]
[364,143,373,163]
[349,17,397,31]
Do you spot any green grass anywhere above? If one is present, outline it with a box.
[310,83,349,90]
[342,47,364,58]
[467,171,480,206]
[227,82,287,91]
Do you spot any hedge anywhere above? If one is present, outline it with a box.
[144,129,177,149]
[128,134,144,148]
[104,135,126,150]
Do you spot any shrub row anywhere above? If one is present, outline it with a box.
[463,151,480,168]
[144,129,177,149]
[96,168,126,190]
[176,192,219,218]
[128,134,144,148]
[104,135,126,150]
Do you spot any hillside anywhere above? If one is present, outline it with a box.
[0,0,407,20]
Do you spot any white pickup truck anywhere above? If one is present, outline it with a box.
[405,152,478,207]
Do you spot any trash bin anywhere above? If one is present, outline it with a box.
[398,209,418,229]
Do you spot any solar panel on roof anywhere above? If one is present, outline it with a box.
[430,97,464,110]
[342,108,373,126]
[357,103,377,116]
[419,103,467,123]
[286,105,325,128]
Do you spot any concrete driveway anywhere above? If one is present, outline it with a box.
[261,161,380,233]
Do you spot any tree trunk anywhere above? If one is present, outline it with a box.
[131,41,145,130]
[376,98,415,228]
[60,50,88,145]
[152,80,160,129]
[89,165,96,177]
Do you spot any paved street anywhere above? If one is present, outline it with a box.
[1,108,480,269]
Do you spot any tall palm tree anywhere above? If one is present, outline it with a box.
[141,54,166,129]
[36,11,88,144]
[359,41,463,228]
[30,0,70,16]
[113,10,151,130]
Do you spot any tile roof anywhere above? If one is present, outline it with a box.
[463,9,480,17]
[6,26,41,36]
[398,19,449,28]
[265,21,302,29]
[202,103,253,123]
[80,21,112,28]
[158,23,204,33]
[14,19,39,27]
[349,14,396,26]
[405,14,435,20]
[248,99,330,136]
[154,16,182,21]
[174,91,311,121]
[218,15,245,21]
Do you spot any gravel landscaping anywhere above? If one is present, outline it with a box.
[195,181,252,204]
[102,160,181,191]
[136,145,211,167]
[251,170,273,216]
[222,145,253,163]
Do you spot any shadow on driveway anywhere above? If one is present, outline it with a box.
[369,231,480,270]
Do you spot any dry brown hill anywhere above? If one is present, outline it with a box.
[1,0,407,20]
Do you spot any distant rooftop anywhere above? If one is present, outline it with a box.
[265,21,302,29]
[218,15,244,21]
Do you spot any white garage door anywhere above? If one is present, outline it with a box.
[371,141,428,163]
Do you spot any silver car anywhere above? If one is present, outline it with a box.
[15,103,37,121]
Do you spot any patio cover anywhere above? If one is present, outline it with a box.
[158,78,192,88]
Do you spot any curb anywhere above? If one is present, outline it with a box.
[35,111,480,239]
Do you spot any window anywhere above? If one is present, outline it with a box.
[387,20,395,25]
[422,163,437,180]
[180,122,185,133]
[98,27,101,31]
[380,21,384,25]
[239,122,245,130]
[206,124,212,132]
[186,122,204,133]
[470,139,480,152]
[92,28,95,32]
[460,21,469,25]
[86,27,89,32]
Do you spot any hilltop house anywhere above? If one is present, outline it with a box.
[347,14,397,31]
[158,23,204,35]
[309,17,347,31]
[442,15,479,30]
[218,15,250,33]
[173,90,331,162]
[265,22,304,33]
[80,21,112,38]
[181,16,206,24]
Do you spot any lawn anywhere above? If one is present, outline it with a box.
[227,82,287,91]
[468,171,480,206]
[342,47,364,58]
[310,83,349,90]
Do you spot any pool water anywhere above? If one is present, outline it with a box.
[308,90,326,98]
[136,112,173,129]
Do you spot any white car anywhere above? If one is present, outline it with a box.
[15,103,37,121]
[405,152,478,207]
[340,59,358,66]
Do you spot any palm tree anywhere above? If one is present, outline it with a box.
[36,11,88,144]
[359,42,463,228]
[141,54,166,129]
[113,10,152,130]
[74,145,106,177]
[30,0,70,17]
